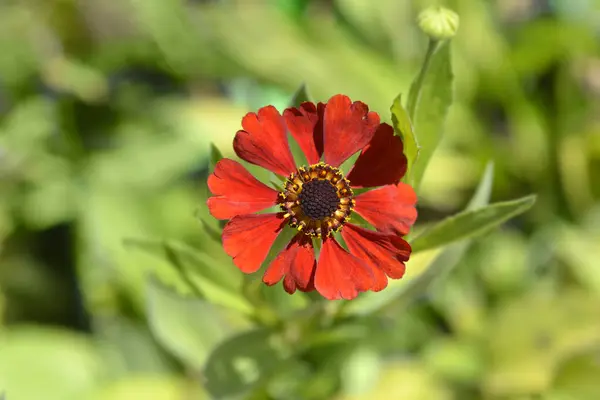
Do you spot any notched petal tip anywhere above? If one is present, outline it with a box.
[206,158,279,220]
[234,105,297,176]
[283,102,324,165]
[322,94,380,168]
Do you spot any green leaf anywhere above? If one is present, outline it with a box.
[406,40,453,190]
[203,328,287,399]
[209,142,224,173]
[390,94,419,183]
[410,194,537,253]
[124,238,253,315]
[289,83,312,107]
[343,162,494,317]
[146,278,250,370]
[0,326,104,399]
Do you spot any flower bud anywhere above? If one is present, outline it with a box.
[418,6,459,40]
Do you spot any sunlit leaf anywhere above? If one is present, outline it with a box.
[390,94,419,183]
[410,194,537,253]
[406,40,453,190]
[146,278,250,370]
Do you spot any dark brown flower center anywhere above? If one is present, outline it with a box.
[298,179,340,219]
[278,163,355,237]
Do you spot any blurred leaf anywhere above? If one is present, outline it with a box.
[390,94,419,183]
[340,346,381,396]
[266,360,313,399]
[406,40,453,190]
[465,162,495,210]
[42,57,108,102]
[124,237,253,315]
[410,194,537,253]
[92,376,208,400]
[477,230,530,295]
[0,5,41,90]
[130,0,214,76]
[197,213,222,243]
[276,0,311,19]
[555,222,600,295]
[289,83,312,107]
[549,351,600,400]
[422,338,484,385]
[0,326,104,400]
[95,316,174,375]
[337,360,451,400]
[343,162,494,316]
[484,289,600,396]
[0,290,5,325]
[209,143,224,173]
[19,165,77,229]
[0,96,55,153]
[203,328,287,399]
[146,278,250,370]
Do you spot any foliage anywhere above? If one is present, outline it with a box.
[1,1,599,399]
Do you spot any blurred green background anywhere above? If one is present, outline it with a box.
[1,0,600,399]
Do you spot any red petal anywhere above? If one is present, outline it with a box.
[283,102,324,165]
[314,237,375,300]
[322,94,380,167]
[262,234,316,294]
[346,123,408,188]
[234,105,297,176]
[342,224,411,290]
[207,159,279,220]
[354,183,418,235]
[222,213,284,274]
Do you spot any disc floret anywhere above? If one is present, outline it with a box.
[278,163,355,237]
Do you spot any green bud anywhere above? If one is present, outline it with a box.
[418,6,459,40]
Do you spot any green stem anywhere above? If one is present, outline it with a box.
[406,39,440,119]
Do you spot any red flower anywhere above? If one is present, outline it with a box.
[207,94,417,300]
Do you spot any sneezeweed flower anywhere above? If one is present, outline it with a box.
[207,94,418,300]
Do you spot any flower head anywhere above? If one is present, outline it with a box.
[207,94,418,300]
